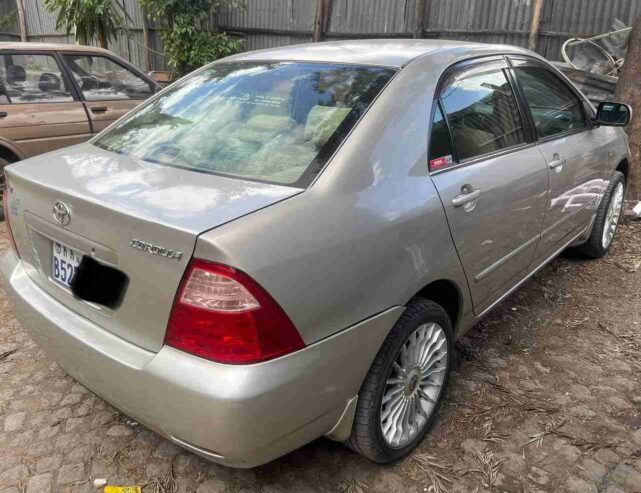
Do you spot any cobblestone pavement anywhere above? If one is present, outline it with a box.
[1,221,640,493]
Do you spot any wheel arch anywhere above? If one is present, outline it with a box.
[616,158,629,185]
[411,279,462,332]
[0,140,23,164]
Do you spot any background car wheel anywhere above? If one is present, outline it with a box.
[345,298,453,463]
[574,171,625,259]
[0,157,12,222]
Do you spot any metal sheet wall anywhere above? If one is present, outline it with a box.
[1,0,640,71]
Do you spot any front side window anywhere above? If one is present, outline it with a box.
[63,54,154,102]
[514,66,586,139]
[440,69,525,161]
[0,53,73,103]
[95,62,395,187]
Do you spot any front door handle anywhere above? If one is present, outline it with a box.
[452,187,483,207]
[0,111,7,118]
[91,106,108,114]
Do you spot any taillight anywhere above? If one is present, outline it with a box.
[3,184,18,256]
[165,259,305,364]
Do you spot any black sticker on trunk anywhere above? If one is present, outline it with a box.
[70,256,128,309]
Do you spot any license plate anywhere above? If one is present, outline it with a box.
[52,241,82,288]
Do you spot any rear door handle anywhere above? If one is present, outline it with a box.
[452,188,483,207]
[548,157,566,170]
[0,111,7,118]
[91,106,108,114]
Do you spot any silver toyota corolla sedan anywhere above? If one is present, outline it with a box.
[1,40,631,467]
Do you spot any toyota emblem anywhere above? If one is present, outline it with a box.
[52,201,71,226]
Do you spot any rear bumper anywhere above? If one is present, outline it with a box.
[1,250,402,467]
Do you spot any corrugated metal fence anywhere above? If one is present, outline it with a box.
[0,0,640,71]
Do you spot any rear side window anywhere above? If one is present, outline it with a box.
[0,53,73,104]
[63,54,154,102]
[513,66,586,139]
[440,69,525,161]
[95,62,395,187]
[428,103,453,170]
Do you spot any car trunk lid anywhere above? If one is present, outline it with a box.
[6,143,302,352]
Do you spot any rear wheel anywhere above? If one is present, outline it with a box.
[0,157,11,221]
[574,171,625,259]
[345,299,453,463]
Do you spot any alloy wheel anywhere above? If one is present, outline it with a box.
[602,181,624,249]
[380,322,448,448]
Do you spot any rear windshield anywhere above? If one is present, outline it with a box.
[95,62,395,187]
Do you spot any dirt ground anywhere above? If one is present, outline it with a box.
[0,215,640,493]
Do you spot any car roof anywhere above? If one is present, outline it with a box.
[224,39,533,68]
[0,41,110,54]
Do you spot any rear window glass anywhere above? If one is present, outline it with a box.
[95,62,395,187]
[0,53,73,104]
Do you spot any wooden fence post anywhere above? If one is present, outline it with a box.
[615,15,641,200]
[141,6,152,72]
[413,0,426,39]
[528,0,545,51]
[313,0,324,42]
[15,0,27,42]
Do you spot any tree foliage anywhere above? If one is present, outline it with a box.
[140,0,244,76]
[43,0,122,48]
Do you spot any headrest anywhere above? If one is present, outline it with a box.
[304,106,351,146]
[39,72,61,93]
[6,65,26,84]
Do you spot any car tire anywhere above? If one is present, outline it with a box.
[574,171,625,259]
[345,298,453,463]
[0,157,11,222]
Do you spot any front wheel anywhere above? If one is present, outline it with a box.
[574,171,625,259]
[345,299,453,463]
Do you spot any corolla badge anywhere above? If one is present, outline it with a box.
[52,201,71,226]
[129,239,183,261]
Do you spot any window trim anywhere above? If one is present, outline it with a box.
[429,56,534,172]
[506,55,591,144]
[58,51,158,103]
[0,50,81,105]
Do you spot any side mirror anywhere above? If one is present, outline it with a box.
[594,101,632,127]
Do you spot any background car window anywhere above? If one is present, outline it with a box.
[95,62,395,187]
[429,104,453,170]
[514,66,586,139]
[63,54,153,101]
[440,69,525,161]
[0,53,73,104]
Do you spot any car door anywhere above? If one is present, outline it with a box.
[508,56,614,262]
[61,53,156,134]
[0,51,91,158]
[429,57,549,315]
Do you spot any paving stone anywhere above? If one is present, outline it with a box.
[0,465,28,488]
[106,424,133,437]
[3,412,26,432]
[26,473,52,493]
[56,463,85,485]
[528,466,551,486]
[578,458,607,484]
[593,448,621,466]
[566,476,597,493]
[153,440,181,459]
[60,393,84,406]
[610,464,641,490]
[608,396,633,410]
[36,455,63,474]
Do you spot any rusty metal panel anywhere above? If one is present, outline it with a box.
[540,0,641,59]
[326,0,415,35]
[218,0,315,31]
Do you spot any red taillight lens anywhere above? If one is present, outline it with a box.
[3,184,18,256]
[165,259,305,364]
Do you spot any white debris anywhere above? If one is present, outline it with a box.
[633,201,641,218]
[93,479,107,488]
